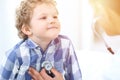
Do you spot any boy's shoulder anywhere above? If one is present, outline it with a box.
[6,40,25,55]
[2,40,26,63]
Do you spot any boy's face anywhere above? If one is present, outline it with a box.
[29,3,60,41]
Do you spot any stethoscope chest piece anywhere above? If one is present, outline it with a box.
[41,61,55,78]
[41,61,53,71]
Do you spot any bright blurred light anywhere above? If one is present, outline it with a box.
[81,0,94,49]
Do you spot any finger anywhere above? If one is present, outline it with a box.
[40,68,53,80]
[50,68,60,75]
[50,68,64,80]
[28,67,43,80]
[28,68,38,80]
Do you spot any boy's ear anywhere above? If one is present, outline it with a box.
[21,24,32,35]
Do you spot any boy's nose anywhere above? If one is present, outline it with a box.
[48,17,56,24]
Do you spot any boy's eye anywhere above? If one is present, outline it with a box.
[53,16,58,19]
[40,16,47,19]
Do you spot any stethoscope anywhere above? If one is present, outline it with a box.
[92,17,115,54]
[41,61,55,78]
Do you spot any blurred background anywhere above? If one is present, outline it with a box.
[0,0,120,80]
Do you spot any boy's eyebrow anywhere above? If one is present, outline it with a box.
[38,13,58,16]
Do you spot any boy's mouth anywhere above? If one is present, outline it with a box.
[48,26,58,29]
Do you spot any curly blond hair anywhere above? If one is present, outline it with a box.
[15,0,56,39]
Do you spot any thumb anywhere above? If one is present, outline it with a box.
[50,68,60,75]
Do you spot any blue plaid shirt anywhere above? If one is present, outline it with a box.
[0,35,82,80]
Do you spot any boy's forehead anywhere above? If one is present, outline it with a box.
[33,4,58,14]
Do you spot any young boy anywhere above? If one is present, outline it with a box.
[0,0,82,80]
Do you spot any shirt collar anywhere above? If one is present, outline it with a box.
[25,37,60,49]
[25,38,39,49]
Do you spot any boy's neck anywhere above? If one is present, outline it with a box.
[29,37,51,51]
[39,41,50,51]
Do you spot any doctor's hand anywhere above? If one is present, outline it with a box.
[28,67,64,80]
